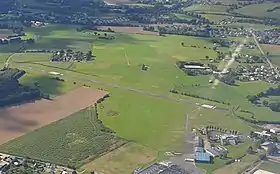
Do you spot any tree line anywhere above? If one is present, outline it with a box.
[0,68,45,108]
[50,50,94,62]
[247,86,280,112]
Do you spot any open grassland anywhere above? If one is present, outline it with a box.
[184,4,229,14]
[202,14,230,22]
[213,154,259,174]
[226,23,278,31]
[0,107,126,168]
[261,44,280,66]
[259,161,280,174]
[80,143,157,174]
[235,2,280,19]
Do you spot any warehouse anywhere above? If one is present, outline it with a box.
[194,152,211,163]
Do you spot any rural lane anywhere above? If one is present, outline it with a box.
[14,64,229,111]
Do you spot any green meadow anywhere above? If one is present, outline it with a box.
[0,24,272,173]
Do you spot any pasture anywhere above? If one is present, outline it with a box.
[261,44,280,66]
[235,2,280,19]
[0,106,126,168]
[184,4,229,14]
[213,154,259,174]
[259,161,280,174]
[80,143,157,174]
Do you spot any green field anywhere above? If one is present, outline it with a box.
[236,2,280,19]
[261,44,280,66]
[259,161,280,174]
[0,107,126,168]
[0,24,274,173]
[184,4,229,14]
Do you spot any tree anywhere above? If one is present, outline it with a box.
[259,154,266,160]
[181,42,184,47]
[72,171,78,174]
[205,56,209,60]
[263,100,269,106]
[86,51,93,61]
[247,146,253,154]
[104,33,107,37]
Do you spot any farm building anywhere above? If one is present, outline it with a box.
[206,146,227,157]
[194,147,204,153]
[134,162,186,174]
[194,136,204,147]
[194,152,211,163]
[220,134,239,146]
[183,65,209,69]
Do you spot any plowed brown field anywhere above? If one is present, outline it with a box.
[0,87,108,145]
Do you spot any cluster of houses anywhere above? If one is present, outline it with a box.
[236,64,280,84]
[0,153,73,174]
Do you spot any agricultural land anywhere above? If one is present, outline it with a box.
[0,0,280,174]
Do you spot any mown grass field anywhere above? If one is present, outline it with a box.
[235,2,280,19]
[259,161,280,174]
[184,4,229,14]
[261,44,280,66]
[0,24,272,173]
[0,107,126,168]
[80,143,157,174]
[213,154,259,174]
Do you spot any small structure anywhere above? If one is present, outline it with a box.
[134,162,185,174]
[254,131,271,137]
[220,134,239,146]
[270,128,280,134]
[183,65,209,70]
[194,152,211,163]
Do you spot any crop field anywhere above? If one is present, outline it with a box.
[80,143,157,174]
[97,26,158,35]
[235,2,280,19]
[213,155,259,174]
[0,106,126,168]
[259,161,280,174]
[0,87,108,145]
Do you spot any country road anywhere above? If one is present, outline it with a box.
[14,64,229,111]
[251,31,280,76]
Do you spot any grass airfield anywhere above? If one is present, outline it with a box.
[0,24,274,173]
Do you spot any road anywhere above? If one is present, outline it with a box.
[243,160,264,174]
[14,64,229,111]
[251,31,280,76]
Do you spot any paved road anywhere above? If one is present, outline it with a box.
[15,64,229,111]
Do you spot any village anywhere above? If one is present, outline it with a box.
[0,153,74,174]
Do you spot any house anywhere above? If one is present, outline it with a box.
[194,152,211,163]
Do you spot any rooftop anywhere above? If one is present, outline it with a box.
[194,152,211,162]
[135,163,186,174]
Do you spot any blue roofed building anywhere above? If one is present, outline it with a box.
[194,152,211,163]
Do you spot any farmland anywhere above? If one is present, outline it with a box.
[259,161,280,174]
[0,21,276,174]
[0,106,126,168]
[235,2,280,19]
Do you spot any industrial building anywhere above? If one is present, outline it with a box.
[194,152,211,163]
[134,162,186,174]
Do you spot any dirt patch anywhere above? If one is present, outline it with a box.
[0,87,108,145]
[261,44,280,53]
[97,26,159,36]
